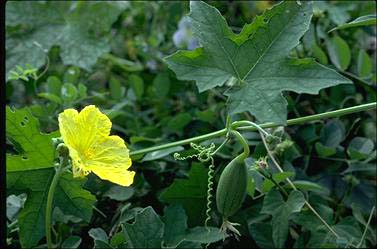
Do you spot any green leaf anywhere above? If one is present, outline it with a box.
[162,204,222,247]
[6,106,58,171]
[153,73,171,98]
[38,92,63,104]
[61,236,82,249]
[167,113,192,133]
[347,137,375,160]
[357,50,372,79]
[160,163,208,226]
[165,1,350,124]
[196,109,217,123]
[329,14,377,32]
[320,120,346,148]
[307,216,362,248]
[110,231,127,248]
[109,77,124,101]
[311,44,329,65]
[61,83,78,103]
[123,206,165,248]
[6,2,128,80]
[6,106,95,248]
[63,66,81,84]
[288,180,329,194]
[89,228,109,243]
[261,189,305,248]
[142,146,184,162]
[46,76,62,96]
[262,172,295,193]
[342,162,376,174]
[327,35,351,71]
[129,74,144,99]
[103,185,135,201]
[249,222,274,248]
[315,142,337,157]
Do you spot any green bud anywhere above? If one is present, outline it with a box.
[56,143,69,157]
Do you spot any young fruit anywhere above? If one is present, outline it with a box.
[216,154,248,219]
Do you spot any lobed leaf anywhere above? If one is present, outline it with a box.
[165,1,351,124]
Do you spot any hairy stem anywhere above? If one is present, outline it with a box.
[46,157,67,248]
[130,102,376,157]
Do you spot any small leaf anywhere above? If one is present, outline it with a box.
[46,76,62,96]
[61,83,78,103]
[327,35,351,71]
[78,83,87,98]
[357,50,372,78]
[320,120,346,148]
[342,162,376,174]
[38,92,63,104]
[109,77,123,100]
[153,73,171,98]
[315,142,337,157]
[110,232,127,248]
[311,44,328,64]
[89,228,109,243]
[63,66,81,84]
[61,236,82,249]
[347,137,375,160]
[288,180,329,194]
[329,14,377,32]
[128,74,144,99]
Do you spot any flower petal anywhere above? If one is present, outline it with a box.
[59,105,112,152]
[85,135,134,186]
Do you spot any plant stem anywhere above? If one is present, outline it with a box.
[230,130,250,160]
[356,206,376,248]
[46,157,67,249]
[258,130,341,239]
[130,102,376,157]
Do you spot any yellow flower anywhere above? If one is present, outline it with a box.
[58,105,135,186]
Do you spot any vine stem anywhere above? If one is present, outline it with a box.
[258,130,341,240]
[356,206,375,248]
[230,130,250,160]
[129,102,376,157]
[46,156,67,248]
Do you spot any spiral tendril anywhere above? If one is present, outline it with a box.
[204,157,215,231]
[173,142,217,228]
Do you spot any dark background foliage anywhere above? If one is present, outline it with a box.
[6,1,376,248]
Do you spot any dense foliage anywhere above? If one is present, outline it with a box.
[5,1,376,248]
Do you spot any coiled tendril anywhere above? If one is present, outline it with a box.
[173,142,216,232]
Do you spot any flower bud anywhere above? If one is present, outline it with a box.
[56,143,69,157]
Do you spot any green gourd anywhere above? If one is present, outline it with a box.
[216,154,248,219]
